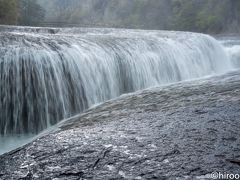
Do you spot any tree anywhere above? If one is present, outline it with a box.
[0,0,19,25]
[18,0,45,26]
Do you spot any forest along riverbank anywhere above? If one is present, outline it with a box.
[0,70,240,179]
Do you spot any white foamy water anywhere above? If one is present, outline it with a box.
[0,27,238,154]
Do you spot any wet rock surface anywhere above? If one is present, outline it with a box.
[1,71,240,179]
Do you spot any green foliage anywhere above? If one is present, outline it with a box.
[0,0,19,25]
[1,0,239,33]
[0,0,45,26]
[195,14,221,33]
[171,0,197,31]
[171,0,240,33]
[19,0,45,26]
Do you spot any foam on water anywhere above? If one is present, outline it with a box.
[0,27,236,138]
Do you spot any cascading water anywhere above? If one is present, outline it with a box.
[218,36,240,68]
[0,27,235,136]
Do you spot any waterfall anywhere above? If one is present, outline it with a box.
[219,36,240,68]
[0,27,234,135]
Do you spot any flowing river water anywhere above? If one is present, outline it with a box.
[0,26,239,154]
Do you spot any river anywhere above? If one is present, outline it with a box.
[0,26,239,155]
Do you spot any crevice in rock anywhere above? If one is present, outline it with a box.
[92,147,112,169]
[59,171,84,178]
[187,167,201,175]
[226,159,240,166]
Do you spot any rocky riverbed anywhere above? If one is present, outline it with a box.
[0,71,240,179]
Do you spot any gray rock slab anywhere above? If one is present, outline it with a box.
[1,71,240,179]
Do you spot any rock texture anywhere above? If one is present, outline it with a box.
[1,71,240,179]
